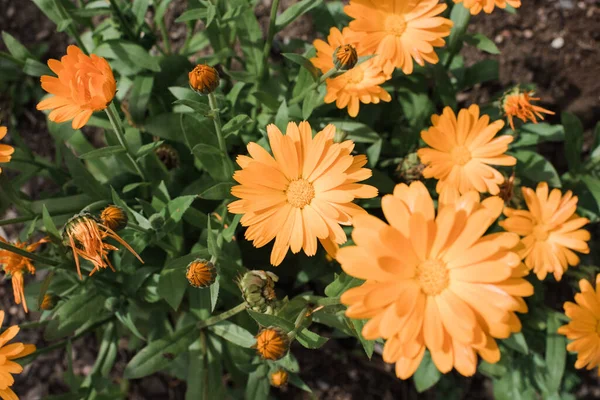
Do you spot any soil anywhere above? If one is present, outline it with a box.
[0,0,599,399]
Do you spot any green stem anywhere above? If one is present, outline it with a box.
[207,93,227,154]
[0,240,59,266]
[260,0,281,81]
[159,19,172,54]
[105,103,146,180]
[288,305,310,340]
[108,0,136,41]
[288,67,336,106]
[197,303,246,329]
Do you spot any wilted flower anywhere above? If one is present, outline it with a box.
[0,310,36,400]
[40,293,58,311]
[397,152,425,183]
[238,270,279,314]
[270,369,289,387]
[0,125,14,174]
[254,327,290,361]
[333,44,358,71]
[36,45,116,129]
[155,143,180,170]
[502,89,555,130]
[0,236,48,313]
[454,0,521,15]
[100,205,128,232]
[189,64,220,95]
[186,259,217,288]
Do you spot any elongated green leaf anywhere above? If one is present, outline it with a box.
[115,310,146,341]
[447,3,470,52]
[45,291,107,340]
[79,145,126,160]
[95,41,161,73]
[173,99,211,115]
[199,182,234,200]
[296,329,328,349]
[581,176,600,212]
[413,351,441,393]
[42,205,61,240]
[246,310,295,331]
[129,75,154,124]
[136,141,164,158]
[513,150,561,187]
[175,8,207,22]
[208,321,255,348]
[245,364,269,400]
[23,59,52,77]
[464,33,500,54]
[503,332,529,355]
[222,114,251,138]
[275,0,323,30]
[192,144,234,182]
[562,112,584,174]
[63,147,109,199]
[282,53,319,81]
[350,319,374,359]
[546,313,566,394]
[325,272,363,297]
[158,268,187,310]
[1,31,33,61]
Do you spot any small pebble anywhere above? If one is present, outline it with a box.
[551,37,565,49]
[524,29,533,39]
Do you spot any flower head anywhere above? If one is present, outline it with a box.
[558,274,600,375]
[100,205,128,232]
[228,121,377,265]
[417,105,516,196]
[238,270,279,314]
[186,259,217,288]
[254,327,290,361]
[0,237,48,313]
[188,64,220,95]
[502,89,555,130]
[0,310,36,400]
[40,293,57,311]
[499,182,590,281]
[454,0,521,15]
[0,126,14,174]
[270,369,289,387]
[311,27,391,117]
[63,213,143,279]
[155,143,180,170]
[36,45,116,129]
[334,44,358,71]
[344,0,453,75]
[338,181,533,378]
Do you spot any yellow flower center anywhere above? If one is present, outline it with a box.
[286,179,315,208]
[451,146,472,166]
[532,224,550,241]
[416,259,449,296]
[385,15,407,36]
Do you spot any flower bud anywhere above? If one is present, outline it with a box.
[155,143,180,170]
[254,327,290,361]
[186,259,217,288]
[189,64,220,95]
[100,205,128,232]
[40,293,57,311]
[270,369,289,388]
[333,44,358,71]
[397,152,424,183]
[238,270,279,314]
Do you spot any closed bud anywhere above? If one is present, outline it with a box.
[155,143,180,170]
[333,44,358,71]
[270,369,289,388]
[149,214,165,230]
[188,64,220,95]
[397,152,424,183]
[40,293,57,310]
[186,259,217,288]
[100,205,128,232]
[254,327,290,361]
[238,270,279,314]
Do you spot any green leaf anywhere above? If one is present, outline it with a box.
[513,150,561,187]
[296,329,328,349]
[42,205,62,241]
[275,99,289,133]
[208,321,256,348]
[144,113,186,143]
[447,3,471,52]
[503,332,529,355]
[245,364,269,400]
[176,8,207,22]
[275,0,323,30]
[319,120,381,143]
[124,324,197,379]
[512,123,564,147]
[546,312,567,394]
[289,373,312,393]
[158,268,188,310]
[222,115,251,138]
[199,182,234,200]
[192,144,234,182]
[282,53,319,81]
[95,41,161,73]
[63,146,109,199]
[115,310,146,341]
[324,272,363,297]
[207,217,219,258]
[1,31,33,61]
[561,112,584,174]
[173,99,211,115]
[161,196,197,232]
[129,75,154,124]
[581,176,600,213]
[136,141,164,158]
[464,33,500,54]
[463,59,499,88]
[205,4,217,27]
[37,270,55,310]
[413,351,442,393]
[235,6,263,78]
[45,291,107,340]
[246,310,295,331]
[23,59,52,77]
[78,145,126,160]
[349,319,374,359]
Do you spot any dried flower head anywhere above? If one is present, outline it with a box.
[40,293,58,311]
[333,44,358,71]
[0,125,14,174]
[254,327,290,361]
[155,143,180,170]
[0,310,36,400]
[270,369,289,387]
[397,152,425,183]
[186,259,217,288]
[100,205,128,232]
[189,64,220,95]
[238,270,279,314]
[502,89,555,130]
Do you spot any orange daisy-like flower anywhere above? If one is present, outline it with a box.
[0,126,14,174]
[454,0,521,15]
[499,182,590,281]
[502,90,555,130]
[417,105,516,196]
[254,327,290,361]
[311,27,391,117]
[0,310,36,400]
[558,274,600,375]
[37,45,116,130]
[338,181,533,378]
[0,237,48,313]
[344,0,453,75]
[228,121,378,266]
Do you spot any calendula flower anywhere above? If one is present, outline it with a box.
[333,44,358,71]
[37,45,116,129]
[558,274,600,375]
[0,237,48,313]
[344,0,453,75]
[0,126,14,174]
[254,327,290,361]
[63,213,143,279]
[338,182,533,378]
[100,205,128,232]
[311,27,392,117]
[186,259,217,288]
[0,310,36,400]
[454,0,521,15]
[499,182,590,281]
[188,64,220,95]
[228,122,378,265]
[270,369,289,387]
[502,89,555,130]
[417,105,516,195]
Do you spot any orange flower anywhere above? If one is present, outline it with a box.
[344,0,453,75]
[454,0,521,15]
[502,90,555,130]
[188,64,220,95]
[558,274,600,375]
[270,369,289,387]
[100,205,128,232]
[334,44,358,71]
[186,259,217,288]
[0,237,48,313]
[500,182,590,281]
[0,126,14,174]
[338,182,532,378]
[63,213,143,279]
[417,105,516,195]
[254,327,290,361]
[37,45,116,129]
[0,310,36,400]
[228,121,378,266]
[311,28,391,117]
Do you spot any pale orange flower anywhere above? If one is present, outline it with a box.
[338,182,532,378]
[37,45,116,129]
[558,274,600,376]
[0,310,36,400]
[502,90,555,130]
[417,105,516,195]
[311,27,391,117]
[0,126,14,174]
[500,182,590,281]
[344,0,453,75]
[0,237,48,313]
[228,121,377,266]
[254,327,289,361]
[454,0,521,15]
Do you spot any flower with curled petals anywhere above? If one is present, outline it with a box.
[454,0,521,15]
[228,121,377,266]
[338,181,532,378]
[0,310,36,400]
[502,89,555,130]
[417,105,516,196]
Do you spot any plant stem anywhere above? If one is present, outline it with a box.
[159,19,172,54]
[288,67,337,106]
[288,305,311,340]
[108,0,136,41]
[260,0,280,81]
[105,103,146,180]
[207,93,227,154]
[0,240,59,266]
[197,303,246,329]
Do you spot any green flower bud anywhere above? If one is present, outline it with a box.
[238,270,279,314]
